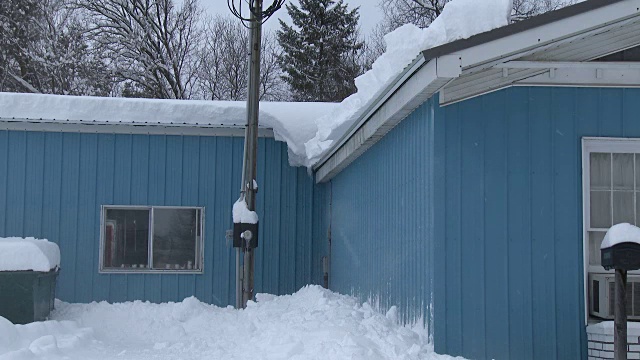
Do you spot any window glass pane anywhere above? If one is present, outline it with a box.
[637,193,640,226]
[152,208,199,270]
[613,191,635,225]
[636,154,640,191]
[590,191,611,228]
[613,153,634,190]
[589,231,606,265]
[103,209,150,269]
[591,153,611,191]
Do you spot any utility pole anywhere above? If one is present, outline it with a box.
[240,0,262,308]
[228,0,285,309]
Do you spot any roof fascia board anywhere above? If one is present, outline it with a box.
[0,118,275,137]
[515,64,640,86]
[497,60,640,69]
[315,55,461,182]
[430,0,640,71]
[312,57,427,170]
[422,0,630,63]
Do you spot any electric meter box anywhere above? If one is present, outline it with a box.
[601,242,640,271]
[233,222,259,249]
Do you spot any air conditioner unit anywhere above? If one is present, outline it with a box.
[590,273,640,320]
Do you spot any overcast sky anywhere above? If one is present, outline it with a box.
[198,0,384,34]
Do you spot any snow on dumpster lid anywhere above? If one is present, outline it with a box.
[0,92,337,167]
[601,223,640,249]
[304,0,513,167]
[0,237,60,272]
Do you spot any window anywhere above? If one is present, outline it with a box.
[583,138,640,274]
[100,206,204,273]
[583,138,640,321]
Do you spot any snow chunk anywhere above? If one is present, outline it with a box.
[304,0,513,166]
[601,223,640,249]
[233,198,258,224]
[0,92,337,167]
[0,237,60,272]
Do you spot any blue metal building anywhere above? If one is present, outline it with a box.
[3,1,640,359]
[310,1,640,359]
[0,96,331,307]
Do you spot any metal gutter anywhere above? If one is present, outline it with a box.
[314,55,462,182]
[313,56,427,171]
[0,117,275,137]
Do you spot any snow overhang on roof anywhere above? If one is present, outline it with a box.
[315,0,640,183]
[0,92,337,166]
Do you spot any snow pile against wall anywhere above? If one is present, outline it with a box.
[601,223,640,248]
[303,0,513,166]
[0,237,60,272]
[0,286,466,360]
[0,92,337,166]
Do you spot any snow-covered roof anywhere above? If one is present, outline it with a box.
[313,0,640,182]
[0,92,338,166]
[0,237,60,272]
[303,0,513,169]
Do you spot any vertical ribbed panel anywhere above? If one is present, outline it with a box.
[0,133,314,306]
[324,99,436,328]
[317,86,640,360]
[434,87,640,360]
[311,182,331,286]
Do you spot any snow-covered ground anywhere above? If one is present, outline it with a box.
[0,286,465,360]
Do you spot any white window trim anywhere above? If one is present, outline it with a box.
[582,137,640,322]
[99,205,205,274]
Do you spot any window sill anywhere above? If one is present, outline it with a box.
[99,269,204,275]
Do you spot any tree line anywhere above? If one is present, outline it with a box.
[0,0,573,103]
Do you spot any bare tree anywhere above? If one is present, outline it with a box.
[0,0,112,95]
[379,0,446,30]
[360,25,389,71]
[197,15,287,101]
[378,0,576,31]
[511,0,576,22]
[81,0,202,99]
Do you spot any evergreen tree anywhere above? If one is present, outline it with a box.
[277,0,363,102]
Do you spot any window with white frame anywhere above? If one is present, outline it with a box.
[100,206,204,273]
[583,138,640,274]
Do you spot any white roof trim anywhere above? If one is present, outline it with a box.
[0,118,275,137]
[315,55,461,183]
[497,61,640,70]
[433,0,640,72]
[440,4,640,105]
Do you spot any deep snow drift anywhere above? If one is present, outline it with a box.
[0,286,465,360]
[303,0,513,166]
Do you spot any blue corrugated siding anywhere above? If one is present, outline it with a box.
[311,181,331,286]
[0,132,314,306]
[317,86,640,360]
[325,99,436,327]
[434,87,640,360]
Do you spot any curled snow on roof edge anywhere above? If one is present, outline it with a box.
[0,92,337,167]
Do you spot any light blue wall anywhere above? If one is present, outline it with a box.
[0,131,315,306]
[320,99,436,326]
[316,86,640,360]
[434,87,640,360]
